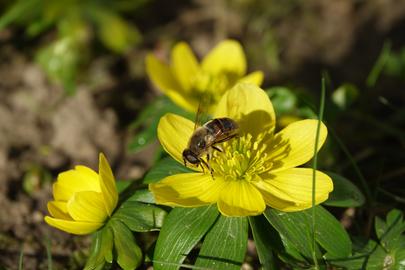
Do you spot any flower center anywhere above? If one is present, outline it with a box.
[210,133,274,182]
[191,72,239,105]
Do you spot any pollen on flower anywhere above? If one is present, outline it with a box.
[211,132,274,182]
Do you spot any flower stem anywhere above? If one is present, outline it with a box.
[311,75,326,269]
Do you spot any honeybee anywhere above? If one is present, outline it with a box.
[182,117,239,174]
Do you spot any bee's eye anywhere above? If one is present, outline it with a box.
[187,154,199,164]
[198,141,206,148]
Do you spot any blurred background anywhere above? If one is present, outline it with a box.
[0,0,404,268]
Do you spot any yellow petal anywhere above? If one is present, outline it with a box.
[146,53,196,112]
[201,39,246,76]
[213,83,276,136]
[157,113,197,166]
[44,216,103,235]
[278,115,302,128]
[217,180,265,217]
[75,165,99,181]
[67,191,108,222]
[98,153,118,216]
[149,173,224,207]
[238,71,264,86]
[253,187,298,211]
[53,167,100,201]
[164,88,199,112]
[267,120,328,172]
[48,201,71,220]
[171,42,200,91]
[154,84,199,111]
[145,53,181,93]
[256,168,333,212]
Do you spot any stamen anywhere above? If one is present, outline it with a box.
[211,132,274,182]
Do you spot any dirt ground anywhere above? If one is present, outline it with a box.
[0,0,404,269]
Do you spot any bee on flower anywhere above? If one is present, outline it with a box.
[146,39,264,113]
[44,153,118,235]
[149,83,334,217]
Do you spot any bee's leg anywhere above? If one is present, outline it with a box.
[183,157,187,167]
[212,145,222,152]
[206,148,213,164]
[200,158,215,179]
[199,162,205,173]
[206,150,213,162]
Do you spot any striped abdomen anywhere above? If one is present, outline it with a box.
[204,118,239,143]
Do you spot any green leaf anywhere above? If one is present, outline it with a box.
[279,238,310,266]
[332,240,381,270]
[36,36,83,95]
[264,209,313,260]
[84,226,114,270]
[375,209,405,251]
[153,205,219,270]
[129,96,166,130]
[249,216,278,270]
[116,180,131,193]
[359,241,391,270]
[84,232,103,270]
[264,206,352,261]
[128,123,159,153]
[143,157,193,184]
[195,216,248,269]
[266,87,298,115]
[128,189,155,204]
[338,239,404,270]
[110,220,142,270]
[93,10,141,53]
[315,206,352,260]
[101,226,113,263]
[331,84,359,109]
[0,0,41,31]
[332,210,405,269]
[384,47,405,78]
[250,215,309,269]
[394,248,405,270]
[324,172,365,207]
[128,97,191,153]
[112,201,166,232]
[367,41,392,87]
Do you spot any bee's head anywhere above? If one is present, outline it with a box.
[182,149,200,165]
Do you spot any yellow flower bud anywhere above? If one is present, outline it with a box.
[45,153,118,235]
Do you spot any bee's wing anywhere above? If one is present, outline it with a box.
[193,98,203,131]
[193,93,212,131]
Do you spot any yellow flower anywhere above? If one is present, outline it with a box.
[149,83,333,217]
[146,39,264,112]
[45,153,118,235]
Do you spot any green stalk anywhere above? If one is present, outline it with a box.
[311,76,326,269]
[18,247,24,270]
[45,236,53,270]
